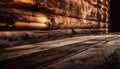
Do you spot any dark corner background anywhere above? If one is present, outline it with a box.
[110,0,120,32]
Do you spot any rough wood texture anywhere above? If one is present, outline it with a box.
[0,0,110,30]
[0,35,119,69]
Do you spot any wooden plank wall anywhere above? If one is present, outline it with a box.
[0,0,110,30]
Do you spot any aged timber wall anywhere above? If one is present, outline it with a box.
[0,0,110,31]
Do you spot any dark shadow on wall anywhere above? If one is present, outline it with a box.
[110,0,120,32]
